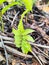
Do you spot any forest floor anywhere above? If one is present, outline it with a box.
[0,2,49,65]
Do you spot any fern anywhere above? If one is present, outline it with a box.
[0,0,35,54]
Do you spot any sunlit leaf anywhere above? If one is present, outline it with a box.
[14,35,22,48]
[12,28,17,35]
[23,35,35,42]
[0,0,6,4]
[23,29,34,35]
[21,41,32,54]
[12,28,21,35]
[22,0,32,11]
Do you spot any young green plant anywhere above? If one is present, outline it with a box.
[13,0,36,54]
[12,23,35,54]
[0,0,35,54]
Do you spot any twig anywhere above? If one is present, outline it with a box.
[0,53,5,63]
[11,11,20,26]
[3,41,14,44]
[5,45,32,58]
[35,46,49,59]
[0,43,32,58]
[33,14,45,18]
[29,41,49,49]
[30,25,49,43]
[31,51,43,65]
[0,35,14,41]
[0,37,9,65]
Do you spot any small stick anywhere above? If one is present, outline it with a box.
[31,51,43,65]
[29,41,49,49]
[1,37,9,65]
[0,43,32,58]
[11,11,20,26]
[0,35,14,41]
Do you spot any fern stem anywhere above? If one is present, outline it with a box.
[0,16,4,32]
[18,9,29,28]
[2,2,22,15]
